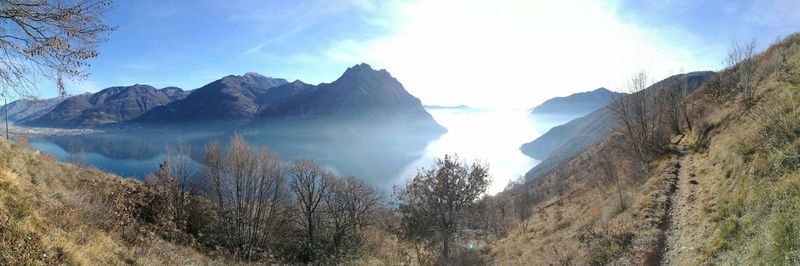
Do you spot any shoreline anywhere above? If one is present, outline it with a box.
[6,124,104,136]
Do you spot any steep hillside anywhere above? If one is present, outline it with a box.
[0,140,227,265]
[0,97,64,123]
[28,85,188,127]
[529,87,623,117]
[521,71,713,179]
[492,34,800,265]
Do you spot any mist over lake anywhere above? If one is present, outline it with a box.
[27,108,557,194]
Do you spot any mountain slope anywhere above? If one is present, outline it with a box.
[530,87,624,116]
[0,97,64,123]
[493,33,800,265]
[27,85,188,127]
[262,64,432,117]
[135,74,288,123]
[257,63,445,132]
[521,71,713,179]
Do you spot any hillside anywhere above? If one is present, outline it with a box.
[492,34,800,264]
[0,140,227,265]
[520,71,713,179]
[27,85,188,128]
[529,87,623,117]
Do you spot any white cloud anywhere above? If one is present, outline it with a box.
[317,0,717,109]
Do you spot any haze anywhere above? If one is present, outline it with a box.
[29,0,799,109]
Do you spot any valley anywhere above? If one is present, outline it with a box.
[1,1,798,265]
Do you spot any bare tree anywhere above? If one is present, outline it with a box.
[2,87,7,140]
[394,154,490,263]
[0,0,114,96]
[724,39,760,104]
[597,158,625,210]
[552,175,566,221]
[609,71,665,164]
[664,78,683,134]
[663,74,696,134]
[202,134,287,260]
[287,159,334,262]
[322,175,382,260]
[512,187,533,232]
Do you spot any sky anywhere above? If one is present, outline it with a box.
[29,0,800,109]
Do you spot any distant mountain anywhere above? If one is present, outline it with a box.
[262,64,432,117]
[259,63,445,132]
[28,85,189,127]
[25,64,443,133]
[135,73,289,123]
[0,97,64,123]
[522,71,714,180]
[530,88,624,117]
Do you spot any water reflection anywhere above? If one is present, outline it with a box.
[28,109,562,194]
[28,116,439,191]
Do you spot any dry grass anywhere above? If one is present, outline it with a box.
[0,140,234,265]
[490,33,800,265]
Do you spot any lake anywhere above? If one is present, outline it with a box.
[27,108,570,194]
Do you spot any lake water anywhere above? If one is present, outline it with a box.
[27,109,572,194]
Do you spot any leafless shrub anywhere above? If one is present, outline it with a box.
[512,187,534,232]
[321,175,382,262]
[202,134,287,260]
[597,158,626,210]
[724,39,761,106]
[285,159,333,262]
[609,71,667,164]
[662,74,697,134]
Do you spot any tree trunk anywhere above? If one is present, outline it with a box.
[442,230,450,263]
[4,96,8,141]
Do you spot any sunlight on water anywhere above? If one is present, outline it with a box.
[394,109,542,194]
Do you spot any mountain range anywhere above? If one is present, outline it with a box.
[4,64,442,132]
[0,97,64,124]
[26,85,188,127]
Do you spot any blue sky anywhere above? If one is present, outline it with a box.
[32,0,800,109]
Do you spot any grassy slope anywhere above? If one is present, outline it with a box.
[0,140,226,265]
[492,34,800,265]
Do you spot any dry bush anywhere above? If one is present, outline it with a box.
[724,39,760,104]
[609,71,669,164]
[13,135,28,147]
[320,175,382,262]
[202,134,287,261]
[578,223,635,265]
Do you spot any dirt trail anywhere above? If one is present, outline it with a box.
[660,143,704,265]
